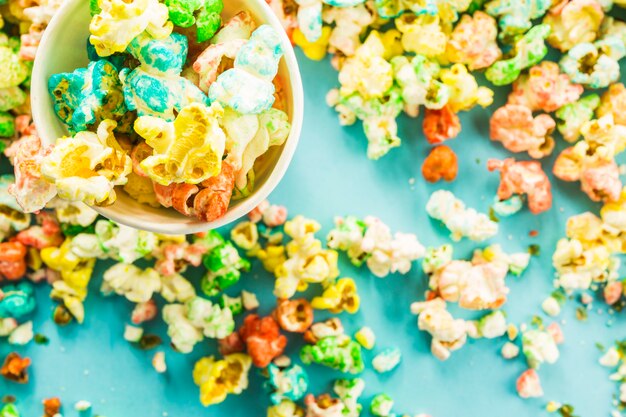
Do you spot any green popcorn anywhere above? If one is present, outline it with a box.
[485,24,551,86]
[0,403,20,417]
[326,216,368,267]
[300,335,364,374]
[0,86,26,112]
[90,0,102,15]
[186,296,235,339]
[334,378,365,416]
[164,0,224,43]
[201,241,251,296]
[555,94,600,143]
[370,393,394,417]
[219,294,243,315]
[0,111,14,137]
[0,46,28,89]
[194,230,225,251]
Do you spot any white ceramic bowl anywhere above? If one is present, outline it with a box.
[31,0,303,235]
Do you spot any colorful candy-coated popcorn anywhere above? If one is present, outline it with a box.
[440,64,494,113]
[294,26,331,61]
[220,294,243,315]
[48,60,128,134]
[122,32,209,121]
[425,244,529,310]
[422,145,458,183]
[0,282,35,319]
[0,87,25,113]
[218,331,245,356]
[0,44,27,90]
[446,11,501,70]
[476,310,507,338]
[354,326,375,350]
[508,61,583,113]
[257,244,288,273]
[274,298,314,333]
[221,107,290,192]
[370,393,394,417]
[300,334,364,374]
[311,278,360,314]
[490,104,555,158]
[304,393,344,417]
[89,0,173,57]
[49,200,98,227]
[202,240,250,296]
[209,25,284,114]
[516,369,543,398]
[153,240,206,277]
[40,120,132,207]
[265,363,309,405]
[239,314,288,368]
[485,24,551,86]
[274,216,339,298]
[101,263,162,303]
[333,378,364,416]
[544,0,604,52]
[372,347,401,373]
[323,5,374,58]
[327,86,404,159]
[484,0,551,42]
[374,0,438,19]
[8,135,57,213]
[487,158,552,214]
[230,221,260,251]
[132,300,158,325]
[294,0,366,43]
[556,94,600,143]
[391,54,448,116]
[327,215,424,277]
[0,241,26,281]
[193,11,256,93]
[491,196,523,217]
[395,14,447,58]
[522,328,560,369]
[553,115,626,202]
[248,200,289,228]
[163,297,235,353]
[597,83,626,126]
[164,0,223,43]
[304,318,345,345]
[426,190,498,242]
[1,352,30,383]
[8,320,33,345]
[139,102,224,183]
[268,400,305,417]
[559,35,626,89]
[423,105,461,145]
[193,353,252,406]
[410,298,470,361]
[0,403,20,417]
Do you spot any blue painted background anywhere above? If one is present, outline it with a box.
[2,47,625,416]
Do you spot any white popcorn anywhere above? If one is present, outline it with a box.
[426,190,498,242]
[541,296,561,317]
[522,329,560,369]
[152,351,167,373]
[123,324,144,343]
[501,342,520,359]
[8,321,33,345]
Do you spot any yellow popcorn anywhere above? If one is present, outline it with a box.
[42,239,96,323]
[274,216,339,299]
[193,353,252,407]
[293,26,331,61]
[354,326,376,350]
[311,277,360,314]
[268,400,304,417]
[256,245,287,273]
[230,221,259,251]
[338,32,393,100]
[395,14,447,58]
[579,115,626,158]
[544,0,604,52]
[134,103,226,186]
[90,0,173,57]
[380,29,404,61]
[123,172,160,208]
[439,64,494,113]
[40,120,132,207]
[601,188,626,233]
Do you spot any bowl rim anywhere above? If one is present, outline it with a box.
[31,0,304,235]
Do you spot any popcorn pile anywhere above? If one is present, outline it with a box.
[8,0,292,223]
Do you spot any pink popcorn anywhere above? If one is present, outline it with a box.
[545,0,604,52]
[247,200,287,227]
[132,300,158,325]
[516,369,543,398]
[554,148,622,202]
[8,135,57,213]
[193,12,256,93]
[490,104,556,159]
[547,322,564,344]
[248,200,269,223]
[508,62,583,113]
[604,281,623,305]
[154,242,207,276]
[19,27,44,61]
[488,158,553,215]
[446,11,501,70]
[16,213,63,250]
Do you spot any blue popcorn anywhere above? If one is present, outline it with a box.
[264,364,309,405]
[0,282,36,319]
[122,33,209,121]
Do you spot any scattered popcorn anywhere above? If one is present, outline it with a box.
[372,347,401,373]
[502,342,520,359]
[124,324,144,343]
[152,351,167,373]
[354,326,375,350]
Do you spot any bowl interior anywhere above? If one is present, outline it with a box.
[31,0,302,235]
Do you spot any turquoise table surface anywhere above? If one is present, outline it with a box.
[2,49,626,416]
